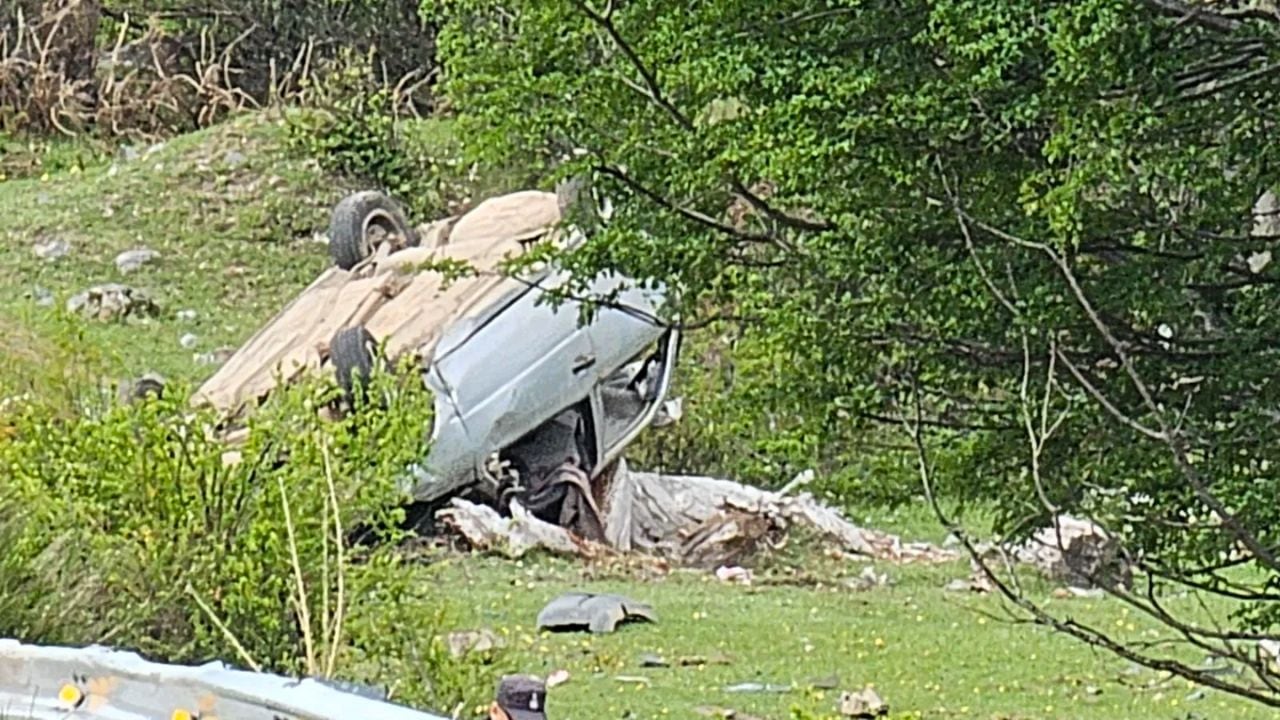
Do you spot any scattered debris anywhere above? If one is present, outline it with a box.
[844,566,890,592]
[67,284,159,321]
[117,373,167,405]
[695,706,767,720]
[437,462,959,569]
[180,333,199,349]
[838,687,888,718]
[597,461,960,567]
[176,309,198,322]
[1260,639,1280,667]
[947,563,995,594]
[639,653,669,668]
[1051,586,1104,599]
[29,286,54,307]
[1010,515,1132,590]
[641,652,732,668]
[536,592,656,634]
[715,565,754,585]
[438,498,611,560]
[445,628,505,659]
[195,347,236,366]
[223,150,247,168]
[116,248,159,273]
[613,675,652,686]
[32,237,70,261]
[725,682,792,694]
[546,670,571,688]
[1253,190,1280,239]
[967,515,1133,591]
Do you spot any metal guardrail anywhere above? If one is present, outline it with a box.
[0,639,449,720]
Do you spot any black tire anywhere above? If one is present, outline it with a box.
[330,325,379,402]
[328,191,416,270]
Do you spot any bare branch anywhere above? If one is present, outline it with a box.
[572,0,694,132]
[594,163,779,245]
[956,208,1280,575]
[1140,0,1245,32]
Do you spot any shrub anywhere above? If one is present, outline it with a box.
[0,352,494,711]
[285,51,457,219]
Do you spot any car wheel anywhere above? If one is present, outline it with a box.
[330,325,380,402]
[328,191,416,270]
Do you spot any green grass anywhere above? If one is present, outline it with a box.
[0,111,529,384]
[418,551,1269,720]
[0,112,348,381]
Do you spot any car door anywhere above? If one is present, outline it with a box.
[428,266,598,472]
[579,273,673,460]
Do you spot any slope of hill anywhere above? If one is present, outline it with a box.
[0,112,352,383]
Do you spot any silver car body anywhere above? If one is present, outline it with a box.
[413,256,679,502]
[195,190,680,503]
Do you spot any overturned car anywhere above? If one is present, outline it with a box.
[194,189,682,537]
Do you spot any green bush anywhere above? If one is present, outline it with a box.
[285,52,456,219]
[0,351,494,711]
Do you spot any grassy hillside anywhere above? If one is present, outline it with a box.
[0,112,351,382]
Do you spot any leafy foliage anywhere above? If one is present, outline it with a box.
[0,345,492,710]
[431,0,1280,701]
[285,53,458,218]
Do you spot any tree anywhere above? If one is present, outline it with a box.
[429,0,1280,704]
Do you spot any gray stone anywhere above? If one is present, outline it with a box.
[179,333,199,349]
[32,237,70,261]
[223,150,247,168]
[176,309,198,322]
[194,347,235,366]
[31,286,53,307]
[839,687,889,718]
[115,248,159,273]
[67,284,159,321]
[445,628,505,659]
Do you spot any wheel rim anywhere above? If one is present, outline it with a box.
[360,209,401,258]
